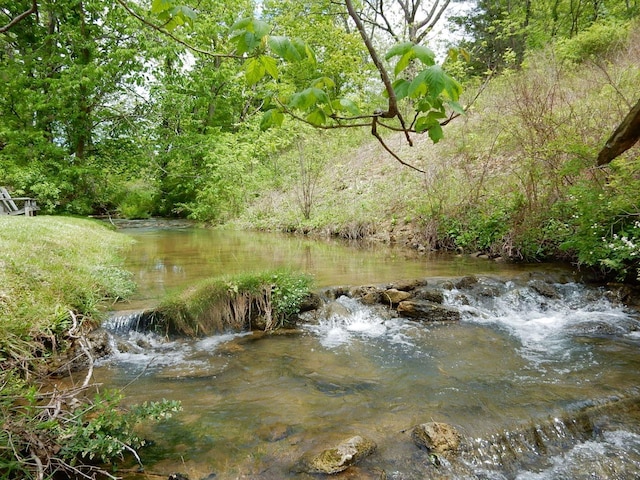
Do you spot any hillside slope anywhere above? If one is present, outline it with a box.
[238,22,640,279]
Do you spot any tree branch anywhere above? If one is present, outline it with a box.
[0,0,38,34]
[372,118,426,173]
[345,0,399,119]
[114,0,242,59]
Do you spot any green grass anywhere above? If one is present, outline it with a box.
[153,269,313,336]
[0,215,134,362]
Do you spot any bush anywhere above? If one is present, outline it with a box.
[117,182,159,219]
[560,157,640,281]
[0,371,181,480]
[557,20,630,64]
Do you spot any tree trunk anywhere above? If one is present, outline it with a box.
[597,97,640,166]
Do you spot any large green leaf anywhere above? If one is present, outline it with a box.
[151,0,173,15]
[331,98,360,116]
[311,76,335,90]
[268,36,290,58]
[244,58,265,85]
[422,65,446,100]
[268,36,301,61]
[408,70,429,98]
[250,19,271,39]
[394,50,414,76]
[385,41,414,60]
[447,100,465,115]
[391,78,410,100]
[428,123,444,143]
[260,56,278,80]
[230,18,270,54]
[260,109,284,130]
[415,115,439,133]
[412,45,436,66]
[306,108,327,125]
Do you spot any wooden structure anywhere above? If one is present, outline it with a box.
[0,187,38,216]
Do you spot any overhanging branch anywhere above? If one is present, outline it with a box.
[115,0,242,59]
[0,0,38,34]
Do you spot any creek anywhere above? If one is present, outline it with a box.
[97,223,640,479]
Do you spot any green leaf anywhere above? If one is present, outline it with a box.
[230,17,252,33]
[415,115,439,133]
[408,70,429,98]
[289,88,317,110]
[443,75,462,101]
[230,18,271,54]
[251,19,271,39]
[311,76,335,90]
[260,55,278,80]
[338,98,360,115]
[304,43,317,64]
[268,36,289,58]
[392,78,410,100]
[245,58,265,85]
[306,108,327,125]
[394,50,414,76]
[385,41,414,60]
[412,45,436,66]
[309,87,329,105]
[428,123,444,143]
[260,109,284,130]
[282,39,302,61]
[447,100,465,115]
[151,0,173,14]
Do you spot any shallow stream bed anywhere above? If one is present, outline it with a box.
[97,224,640,479]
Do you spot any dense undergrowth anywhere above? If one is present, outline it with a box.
[237,19,640,282]
[0,217,181,479]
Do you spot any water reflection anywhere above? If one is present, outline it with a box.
[118,225,557,308]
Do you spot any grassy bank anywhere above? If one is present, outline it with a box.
[152,270,314,336]
[0,216,182,479]
[0,215,135,364]
[237,20,640,281]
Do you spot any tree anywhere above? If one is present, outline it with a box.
[597,97,640,166]
[0,0,153,213]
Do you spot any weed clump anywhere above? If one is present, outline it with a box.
[153,270,314,336]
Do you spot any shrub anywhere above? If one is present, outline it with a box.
[556,20,630,64]
[560,157,640,281]
[117,182,159,219]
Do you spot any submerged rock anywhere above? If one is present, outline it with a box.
[257,422,291,442]
[412,422,462,454]
[397,301,461,322]
[455,276,478,289]
[529,279,560,299]
[298,435,377,474]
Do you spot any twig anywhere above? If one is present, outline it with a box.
[68,311,94,389]
[114,0,242,59]
[371,118,426,173]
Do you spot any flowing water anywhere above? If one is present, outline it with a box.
[97,223,640,479]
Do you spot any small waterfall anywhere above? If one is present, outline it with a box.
[103,309,157,333]
[457,392,640,477]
